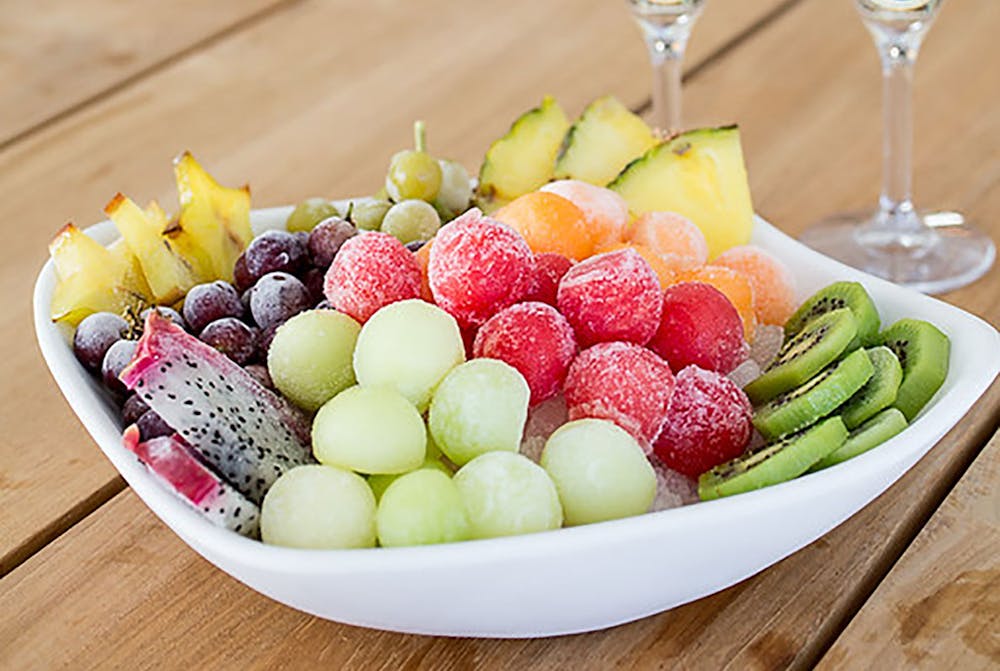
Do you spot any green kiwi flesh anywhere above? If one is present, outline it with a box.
[744,308,857,405]
[811,408,908,471]
[785,281,881,349]
[877,319,950,420]
[698,416,848,500]
[840,346,903,429]
[753,349,874,440]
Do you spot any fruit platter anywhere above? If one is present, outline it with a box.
[34,96,999,636]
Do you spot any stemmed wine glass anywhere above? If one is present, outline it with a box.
[627,0,706,133]
[800,0,995,294]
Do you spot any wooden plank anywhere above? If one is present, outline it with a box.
[1,0,998,667]
[0,0,793,574]
[818,432,1000,670]
[0,0,289,146]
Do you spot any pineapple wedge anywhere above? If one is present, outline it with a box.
[553,96,657,186]
[475,96,570,213]
[173,152,252,281]
[609,126,754,258]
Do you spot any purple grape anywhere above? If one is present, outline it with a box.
[257,323,281,358]
[405,240,426,253]
[73,312,128,371]
[249,272,311,330]
[140,306,187,331]
[244,364,274,390]
[121,394,149,426]
[101,339,138,396]
[182,280,244,333]
[241,230,307,284]
[199,317,258,366]
[301,267,326,305]
[233,253,254,292]
[308,218,356,268]
[137,409,172,441]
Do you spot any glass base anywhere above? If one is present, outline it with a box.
[799,210,995,294]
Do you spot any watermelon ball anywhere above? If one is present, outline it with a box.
[556,248,662,347]
[522,252,573,306]
[649,282,748,375]
[563,341,675,452]
[428,208,535,328]
[473,302,578,406]
[323,231,421,323]
[654,365,753,477]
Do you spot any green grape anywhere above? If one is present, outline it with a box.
[385,121,442,202]
[433,159,472,218]
[368,458,452,502]
[376,469,470,547]
[541,419,656,525]
[429,359,530,466]
[313,385,426,474]
[286,197,340,233]
[260,465,376,549]
[267,310,360,412]
[454,452,562,539]
[349,198,392,231]
[354,299,464,412]
[380,200,441,244]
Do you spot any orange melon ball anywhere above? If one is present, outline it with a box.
[596,242,676,289]
[677,265,757,341]
[625,211,708,271]
[413,239,434,302]
[540,180,629,249]
[714,245,796,326]
[493,191,593,261]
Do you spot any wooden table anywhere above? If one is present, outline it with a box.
[1,0,997,668]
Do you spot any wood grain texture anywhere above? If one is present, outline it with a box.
[818,432,1000,671]
[0,0,792,575]
[0,0,288,146]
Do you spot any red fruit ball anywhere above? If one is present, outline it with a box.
[428,208,536,328]
[654,365,753,477]
[649,282,747,374]
[474,302,578,406]
[563,341,675,452]
[556,248,662,347]
[523,252,573,306]
[324,232,421,323]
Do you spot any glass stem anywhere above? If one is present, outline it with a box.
[875,41,921,232]
[646,35,686,133]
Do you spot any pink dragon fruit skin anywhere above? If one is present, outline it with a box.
[123,426,261,537]
[121,312,313,505]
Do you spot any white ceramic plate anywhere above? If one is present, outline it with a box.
[34,209,1000,638]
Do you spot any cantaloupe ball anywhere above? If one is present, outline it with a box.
[493,191,593,261]
[540,180,630,249]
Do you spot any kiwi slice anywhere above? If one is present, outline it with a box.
[753,349,874,440]
[840,346,903,429]
[785,281,880,349]
[744,308,857,405]
[698,416,848,500]
[811,408,908,471]
[877,319,950,420]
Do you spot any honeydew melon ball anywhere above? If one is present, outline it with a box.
[267,310,360,412]
[454,451,562,539]
[260,464,376,549]
[376,469,470,547]
[353,299,465,412]
[429,359,530,466]
[541,418,656,525]
[368,458,453,502]
[312,385,425,474]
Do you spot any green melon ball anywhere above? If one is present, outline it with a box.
[267,310,361,412]
[313,385,426,474]
[541,419,656,526]
[260,464,376,549]
[453,451,562,539]
[286,197,340,233]
[381,199,441,244]
[368,458,453,502]
[354,299,465,412]
[428,359,530,466]
[376,469,470,547]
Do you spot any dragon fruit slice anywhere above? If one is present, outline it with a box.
[121,312,313,504]
[123,426,261,537]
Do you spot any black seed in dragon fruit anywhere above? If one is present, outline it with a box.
[121,312,313,505]
[123,426,260,537]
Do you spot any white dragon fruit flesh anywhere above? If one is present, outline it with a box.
[121,312,313,505]
[123,426,260,537]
